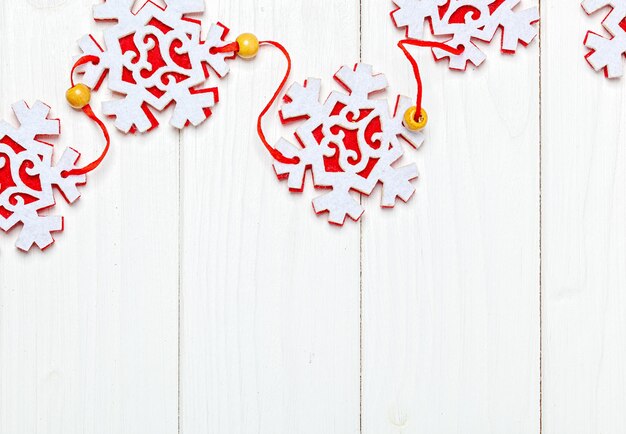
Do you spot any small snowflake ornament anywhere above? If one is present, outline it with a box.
[273,64,423,225]
[0,101,86,252]
[76,0,234,133]
[391,0,539,70]
[583,0,626,78]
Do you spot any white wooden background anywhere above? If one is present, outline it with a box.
[0,0,624,433]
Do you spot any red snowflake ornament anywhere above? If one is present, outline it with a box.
[0,102,86,252]
[76,0,235,133]
[273,64,423,225]
[391,0,539,70]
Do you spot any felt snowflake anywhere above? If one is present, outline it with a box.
[273,64,423,225]
[583,0,626,78]
[0,102,86,252]
[76,0,234,133]
[391,0,539,70]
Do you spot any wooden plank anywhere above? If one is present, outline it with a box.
[360,1,541,433]
[179,1,361,433]
[542,3,626,433]
[0,2,179,434]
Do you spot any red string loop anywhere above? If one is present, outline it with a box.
[210,41,240,54]
[397,39,464,120]
[63,55,111,177]
[70,55,101,88]
[64,104,111,177]
[256,41,299,165]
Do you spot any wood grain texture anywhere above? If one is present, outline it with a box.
[7,0,626,433]
[542,2,626,433]
[360,1,541,433]
[179,1,361,434]
[0,2,178,434]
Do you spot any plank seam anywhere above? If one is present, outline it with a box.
[359,1,364,433]
[538,0,544,432]
[177,128,183,434]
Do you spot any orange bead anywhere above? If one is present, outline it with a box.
[66,84,91,110]
[236,33,259,59]
[403,106,428,131]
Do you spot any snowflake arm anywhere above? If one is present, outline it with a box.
[163,0,206,15]
[334,64,388,100]
[76,35,110,89]
[391,0,447,38]
[273,138,320,192]
[583,0,626,78]
[582,0,621,14]
[280,78,328,122]
[46,148,87,204]
[102,91,156,133]
[12,101,60,139]
[481,0,539,52]
[311,181,366,225]
[93,0,135,21]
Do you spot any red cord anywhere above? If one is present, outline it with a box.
[63,55,111,177]
[71,41,299,174]
[211,41,240,54]
[70,55,100,87]
[210,40,298,164]
[64,104,111,177]
[397,39,464,120]
[256,41,299,165]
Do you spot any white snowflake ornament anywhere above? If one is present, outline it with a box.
[0,102,86,252]
[583,0,626,78]
[273,64,423,225]
[76,0,234,133]
[391,0,539,70]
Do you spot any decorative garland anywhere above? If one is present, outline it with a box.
[0,0,539,251]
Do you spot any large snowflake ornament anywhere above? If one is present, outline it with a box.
[76,0,234,133]
[0,102,86,252]
[583,0,626,78]
[391,0,539,70]
[273,64,424,225]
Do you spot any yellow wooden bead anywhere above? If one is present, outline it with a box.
[403,106,428,131]
[236,33,259,59]
[66,84,91,110]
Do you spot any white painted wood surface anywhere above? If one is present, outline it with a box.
[179,2,360,433]
[362,0,540,432]
[1,0,624,433]
[542,2,626,434]
[0,1,178,434]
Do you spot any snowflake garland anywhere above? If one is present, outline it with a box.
[391,0,539,70]
[583,0,626,78]
[76,0,234,133]
[0,102,86,252]
[273,64,423,225]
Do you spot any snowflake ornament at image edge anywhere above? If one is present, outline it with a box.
[273,64,424,226]
[582,0,626,78]
[76,0,235,133]
[0,102,86,252]
[391,0,539,70]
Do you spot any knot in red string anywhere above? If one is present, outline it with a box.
[210,41,240,55]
